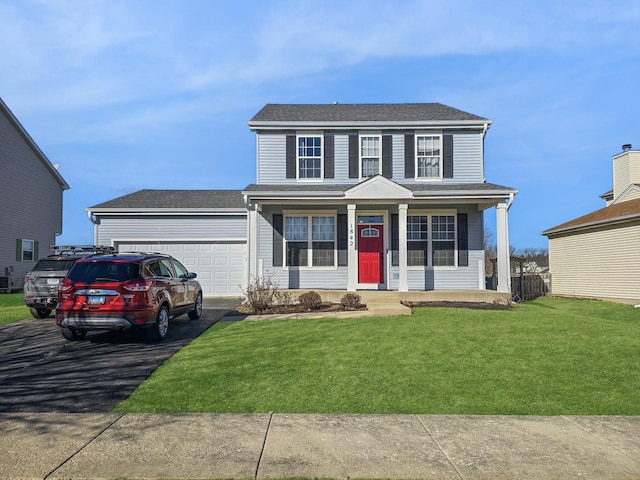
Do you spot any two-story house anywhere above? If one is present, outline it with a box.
[0,97,69,291]
[88,103,517,297]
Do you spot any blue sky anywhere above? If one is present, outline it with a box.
[1,0,639,249]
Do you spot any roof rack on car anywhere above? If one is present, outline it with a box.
[49,245,116,255]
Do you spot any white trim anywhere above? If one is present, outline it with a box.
[415,133,443,181]
[282,210,338,270]
[405,209,458,269]
[359,133,382,179]
[295,132,324,181]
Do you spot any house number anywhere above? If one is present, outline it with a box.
[349,225,355,247]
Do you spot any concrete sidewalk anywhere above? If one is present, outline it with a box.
[1,413,639,479]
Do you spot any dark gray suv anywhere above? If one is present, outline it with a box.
[23,245,115,318]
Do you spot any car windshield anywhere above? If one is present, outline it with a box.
[32,259,78,271]
[67,262,140,283]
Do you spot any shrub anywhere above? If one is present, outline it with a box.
[274,290,295,307]
[340,293,363,309]
[298,291,323,310]
[241,274,280,313]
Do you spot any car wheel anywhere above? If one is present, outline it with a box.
[30,307,52,319]
[146,305,169,341]
[188,292,203,320]
[61,327,87,341]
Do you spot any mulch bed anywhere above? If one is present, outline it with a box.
[229,302,367,316]
[401,301,512,310]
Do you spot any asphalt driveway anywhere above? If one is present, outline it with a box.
[0,298,239,413]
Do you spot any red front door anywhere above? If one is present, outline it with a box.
[358,225,384,284]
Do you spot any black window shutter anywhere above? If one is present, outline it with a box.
[337,214,348,266]
[391,214,399,266]
[34,241,39,260]
[443,134,453,178]
[404,134,415,178]
[457,213,468,267]
[348,134,359,179]
[16,239,22,261]
[286,135,296,179]
[273,214,284,267]
[324,134,334,179]
[382,135,392,178]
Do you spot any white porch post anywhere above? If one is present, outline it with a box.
[347,204,357,291]
[247,203,259,282]
[496,202,511,293]
[398,203,408,292]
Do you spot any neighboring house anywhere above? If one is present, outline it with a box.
[0,98,69,291]
[542,144,640,304]
[88,103,518,296]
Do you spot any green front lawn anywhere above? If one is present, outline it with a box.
[115,297,640,415]
[0,293,30,325]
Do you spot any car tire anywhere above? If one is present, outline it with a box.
[188,292,203,320]
[146,305,169,341]
[61,326,87,341]
[30,307,52,319]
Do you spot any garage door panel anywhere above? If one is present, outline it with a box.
[115,241,245,296]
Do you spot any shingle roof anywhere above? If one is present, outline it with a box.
[542,197,640,236]
[89,189,245,210]
[242,181,516,196]
[249,103,489,125]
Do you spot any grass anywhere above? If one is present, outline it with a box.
[115,296,640,415]
[0,293,30,325]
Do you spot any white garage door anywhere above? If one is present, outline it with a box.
[115,241,246,297]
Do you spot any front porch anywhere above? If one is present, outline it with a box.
[276,288,512,317]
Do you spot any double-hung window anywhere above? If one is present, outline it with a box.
[416,135,441,179]
[285,214,335,267]
[406,213,456,266]
[298,136,322,179]
[20,239,35,261]
[360,135,381,178]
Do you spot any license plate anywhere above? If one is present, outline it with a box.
[87,296,105,305]
[47,278,60,285]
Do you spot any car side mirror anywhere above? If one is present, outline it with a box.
[188,272,197,279]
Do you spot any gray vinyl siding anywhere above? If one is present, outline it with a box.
[256,130,484,185]
[448,131,484,183]
[0,108,64,288]
[94,215,247,245]
[257,133,288,184]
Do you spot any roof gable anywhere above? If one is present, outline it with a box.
[0,97,69,190]
[344,176,412,200]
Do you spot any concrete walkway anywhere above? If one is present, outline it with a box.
[1,412,639,479]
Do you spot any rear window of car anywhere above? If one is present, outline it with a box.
[67,262,141,283]
[32,259,78,271]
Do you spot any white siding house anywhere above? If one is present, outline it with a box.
[0,98,69,290]
[543,144,640,304]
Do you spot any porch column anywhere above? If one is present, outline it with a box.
[248,203,259,282]
[398,203,408,292]
[347,204,357,291]
[495,202,511,293]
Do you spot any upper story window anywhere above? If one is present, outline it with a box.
[416,135,441,179]
[360,135,381,178]
[298,136,322,179]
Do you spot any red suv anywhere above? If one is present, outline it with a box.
[55,252,203,341]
